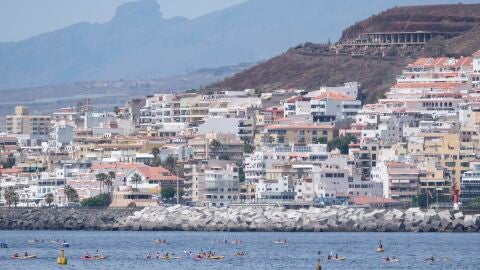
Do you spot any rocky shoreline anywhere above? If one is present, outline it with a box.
[1,206,480,232]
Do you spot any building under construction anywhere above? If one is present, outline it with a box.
[338,31,453,48]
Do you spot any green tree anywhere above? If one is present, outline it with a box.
[243,144,255,154]
[160,186,176,200]
[238,167,246,182]
[313,137,328,144]
[150,147,161,167]
[151,147,160,158]
[467,196,480,208]
[413,192,451,208]
[162,156,177,172]
[130,173,142,191]
[64,185,79,203]
[81,194,111,207]
[4,187,19,207]
[44,193,54,207]
[1,154,16,169]
[95,173,108,194]
[105,171,116,193]
[209,139,222,148]
[327,136,357,154]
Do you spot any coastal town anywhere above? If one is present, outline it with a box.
[2,49,480,211]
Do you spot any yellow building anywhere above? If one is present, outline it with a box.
[6,106,51,136]
[419,132,476,188]
[258,123,334,145]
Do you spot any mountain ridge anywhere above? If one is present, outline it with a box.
[213,3,480,104]
[1,0,475,90]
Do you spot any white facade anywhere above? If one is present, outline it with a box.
[203,163,240,207]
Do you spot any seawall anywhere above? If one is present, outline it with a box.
[1,206,479,232]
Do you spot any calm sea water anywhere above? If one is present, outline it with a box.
[0,231,479,270]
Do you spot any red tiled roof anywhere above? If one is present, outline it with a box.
[473,49,480,57]
[135,166,182,181]
[311,91,355,101]
[285,96,309,103]
[91,163,147,170]
[0,167,22,174]
[408,57,431,67]
[408,56,473,68]
[392,82,466,89]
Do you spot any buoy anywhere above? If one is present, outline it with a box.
[315,258,321,270]
[56,248,68,265]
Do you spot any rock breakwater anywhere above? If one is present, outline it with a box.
[1,206,480,232]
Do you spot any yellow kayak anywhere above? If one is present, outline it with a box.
[206,255,225,260]
[334,257,347,261]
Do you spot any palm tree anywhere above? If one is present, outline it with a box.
[95,173,108,194]
[151,147,161,166]
[64,185,79,203]
[106,171,116,193]
[4,187,19,207]
[130,173,142,191]
[44,193,54,207]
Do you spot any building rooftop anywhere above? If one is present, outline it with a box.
[311,91,355,101]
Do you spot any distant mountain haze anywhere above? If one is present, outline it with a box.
[0,0,476,90]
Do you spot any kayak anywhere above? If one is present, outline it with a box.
[11,255,37,260]
[82,255,108,260]
[160,256,182,260]
[206,256,225,260]
[28,240,43,244]
[154,240,168,244]
[384,258,400,263]
[272,241,287,244]
[376,247,385,253]
[334,257,347,261]
[235,253,246,256]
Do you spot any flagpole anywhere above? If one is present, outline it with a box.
[176,159,179,205]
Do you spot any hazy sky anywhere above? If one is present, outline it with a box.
[0,0,247,42]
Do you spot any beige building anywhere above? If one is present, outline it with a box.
[6,106,51,136]
[259,123,334,145]
[419,133,476,188]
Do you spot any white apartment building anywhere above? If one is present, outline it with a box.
[203,162,240,207]
[310,91,361,121]
[244,151,266,184]
[185,160,240,207]
[372,161,420,202]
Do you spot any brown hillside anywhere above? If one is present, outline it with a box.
[341,3,480,40]
[213,4,480,104]
[215,52,412,104]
